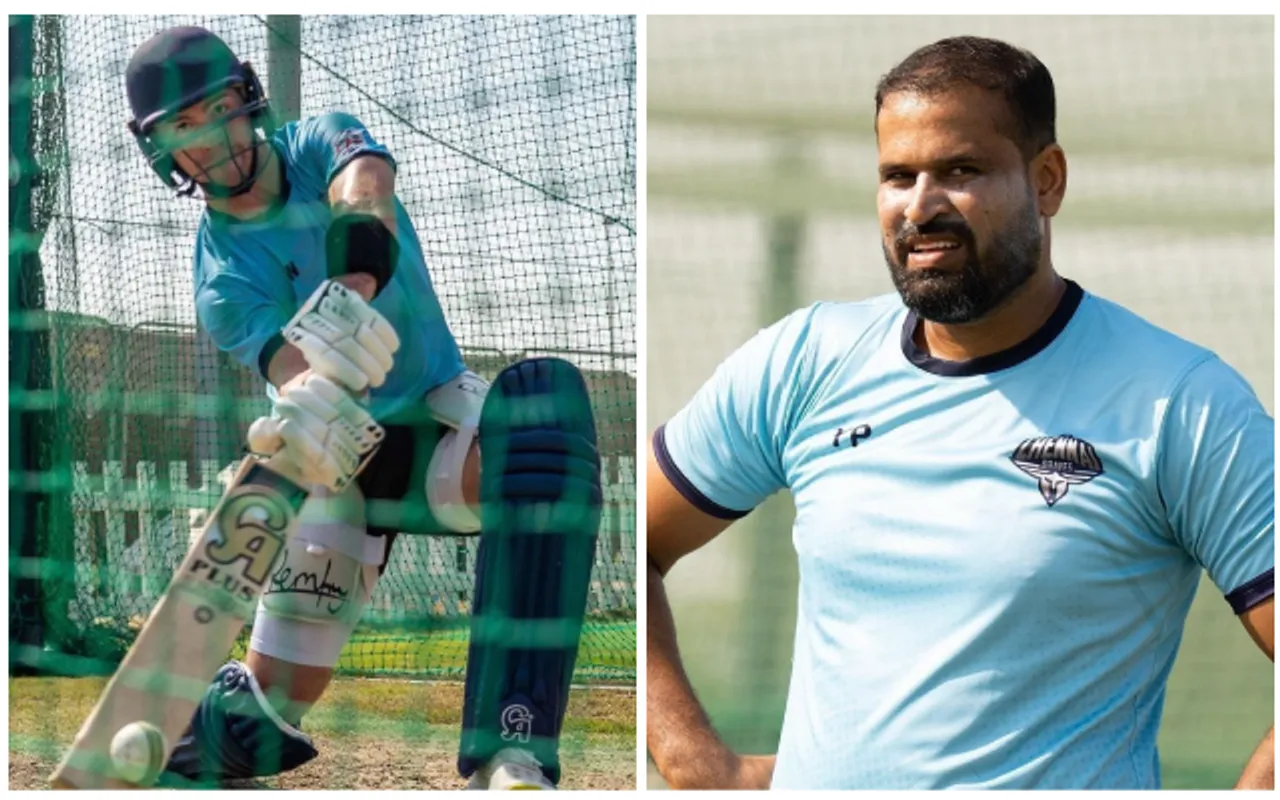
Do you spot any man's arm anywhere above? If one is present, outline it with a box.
[1235,597,1274,790]
[1150,357,1273,789]
[268,156,399,392]
[646,438,776,790]
[328,153,397,235]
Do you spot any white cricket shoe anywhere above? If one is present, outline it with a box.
[466,748,555,790]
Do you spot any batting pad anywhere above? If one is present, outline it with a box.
[457,358,603,784]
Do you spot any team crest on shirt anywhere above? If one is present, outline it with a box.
[333,128,371,163]
[1010,435,1104,507]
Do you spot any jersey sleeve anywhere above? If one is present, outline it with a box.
[655,306,819,519]
[194,251,293,379]
[290,111,397,189]
[1158,355,1275,613]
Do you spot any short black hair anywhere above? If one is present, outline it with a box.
[875,36,1056,161]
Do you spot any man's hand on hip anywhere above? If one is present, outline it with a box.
[663,751,776,790]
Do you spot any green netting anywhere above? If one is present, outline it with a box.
[11,15,635,686]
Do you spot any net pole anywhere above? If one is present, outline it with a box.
[9,12,44,675]
[266,15,301,124]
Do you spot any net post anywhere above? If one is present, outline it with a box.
[9,12,40,675]
[265,15,302,124]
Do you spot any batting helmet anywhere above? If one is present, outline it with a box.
[126,26,275,196]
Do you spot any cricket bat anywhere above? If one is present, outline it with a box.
[49,454,308,789]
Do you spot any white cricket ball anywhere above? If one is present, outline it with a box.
[109,721,167,786]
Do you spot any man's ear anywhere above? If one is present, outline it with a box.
[1032,143,1067,218]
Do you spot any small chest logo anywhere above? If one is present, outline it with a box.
[1011,435,1104,507]
[285,262,300,280]
[832,424,873,448]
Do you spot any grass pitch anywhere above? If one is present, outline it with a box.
[9,621,636,789]
[9,676,635,790]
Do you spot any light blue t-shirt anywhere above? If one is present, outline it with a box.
[656,281,1274,789]
[192,112,464,422]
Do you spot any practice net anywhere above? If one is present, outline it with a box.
[648,15,1271,789]
[11,15,636,688]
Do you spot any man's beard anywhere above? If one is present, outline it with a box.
[883,198,1042,324]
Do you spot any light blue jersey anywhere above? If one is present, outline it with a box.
[656,281,1274,789]
[192,112,464,421]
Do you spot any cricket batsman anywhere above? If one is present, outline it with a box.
[647,36,1274,789]
[124,26,602,789]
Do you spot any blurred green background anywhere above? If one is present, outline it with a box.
[647,15,1273,789]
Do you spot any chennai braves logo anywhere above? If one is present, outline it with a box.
[1011,435,1104,507]
[500,704,534,744]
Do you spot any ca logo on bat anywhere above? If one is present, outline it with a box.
[188,484,292,615]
